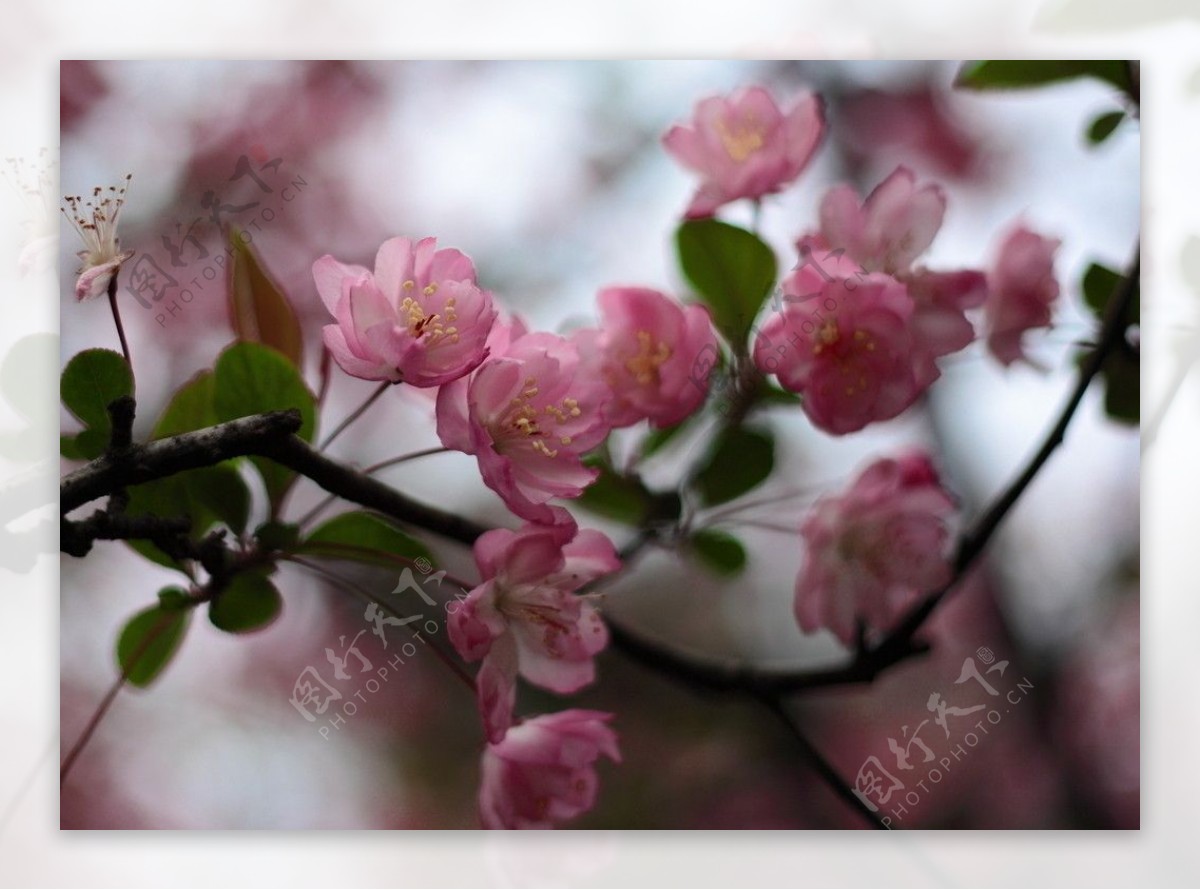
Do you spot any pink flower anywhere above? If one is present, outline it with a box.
[754,249,922,434]
[663,86,824,219]
[313,236,497,386]
[984,224,1062,367]
[794,451,956,646]
[449,520,619,742]
[479,709,620,829]
[436,326,612,523]
[905,268,988,386]
[575,287,718,428]
[799,166,987,387]
[62,174,135,301]
[814,166,946,275]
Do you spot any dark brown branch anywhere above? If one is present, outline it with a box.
[61,410,303,513]
[60,408,488,547]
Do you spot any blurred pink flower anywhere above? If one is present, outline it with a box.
[814,166,946,275]
[984,224,1062,367]
[575,286,717,428]
[754,249,922,434]
[794,451,956,645]
[479,709,620,829]
[436,326,613,523]
[838,88,982,180]
[448,520,619,742]
[1055,598,1139,828]
[313,236,497,386]
[799,166,987,387]
[62,174,134,301]
[663,85,824,219]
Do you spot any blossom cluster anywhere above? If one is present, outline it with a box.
[286,82,1072,827]
[59,81,1076,828]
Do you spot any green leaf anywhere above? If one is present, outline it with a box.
[209,570,283,634]
[640,420,691,458]
[60,434,85,460]
[956,60,1132,94]
[228,230,305,369]
[157,586,191,609]
[1086,110,1125,145]
[123,464,251,570]
[1082,262,1139,327]
[690,529,747,577]
[676,219,777,346]
[152,371,218,439]
[193,464,251,535]
[300,511,432,567]
[576,463,654,525]
[255,520,301,552]
[60,348,134,459]
[695,426,775,506]
[116,596,192,687]
[213,341,316,509]
[755,379,801,408]
[1099,346,1139,425]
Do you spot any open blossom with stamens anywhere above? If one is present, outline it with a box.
[448,519,619,742]
[574,286,717,428]
[62,174,135,301]
[479,709,620,829]
[799,166,987,386]
[794,451,956,646]
[984,224,1062,367]
[313,236,497,386]
[663,86,825,219]
[754,249,922,435]
[436,326,612,523]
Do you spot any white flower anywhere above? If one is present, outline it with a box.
[62,174,134,301]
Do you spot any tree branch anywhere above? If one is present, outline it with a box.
[601,244,1141,695]
[60,409,488,547]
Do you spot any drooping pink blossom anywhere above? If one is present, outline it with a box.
[313,236,497,386]
[799,167,988,386]
[62,174,135,301]
[575,287,718,428]
[663,86,825,219]
[448,519,619,742]
[479,709,620,829]
[984,224,1062,367]
[794,451,957,646]
[436,326,613,523]
[754,249,922,434]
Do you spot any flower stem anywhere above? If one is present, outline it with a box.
[295,446,451,529]
[319,380,391,450]
[288,555,476,691]
[106,275,132,369]
[60,607,180,782]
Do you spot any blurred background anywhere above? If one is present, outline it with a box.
[58,60,1139,829]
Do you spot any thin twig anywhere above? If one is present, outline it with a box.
[60,609,181,782]
[106,275,132,369]
[296,446,451,530]
[319,380,391,450]
[758,694,887,830]
[287,556,476,690]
